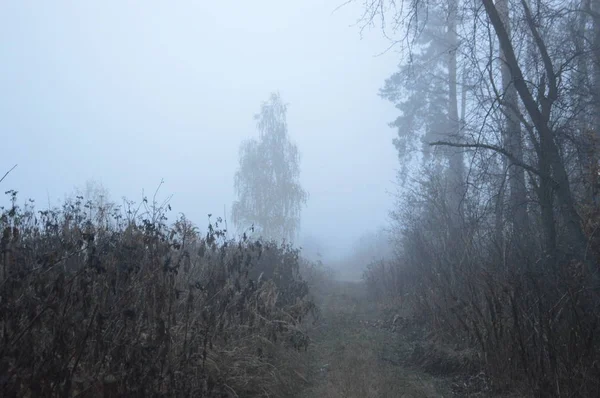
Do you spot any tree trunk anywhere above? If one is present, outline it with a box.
[481,0,598,285]
[447,0,465,222]
[589,0,600,203]
[592,0,600,142]
[574,0,594,202]
[497,0,530,240]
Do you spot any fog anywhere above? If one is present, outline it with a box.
[0,0,399,260]
[5,1,600,395]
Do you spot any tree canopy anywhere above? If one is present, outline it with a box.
[232,92,308,243]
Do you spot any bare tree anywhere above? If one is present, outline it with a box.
[359,0,600,393]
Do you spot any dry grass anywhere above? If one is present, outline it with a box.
[0,192,316,397]
[313,335,441,398]
[363,237,600,397]
[301,281,449,398]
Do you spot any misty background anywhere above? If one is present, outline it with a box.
[0,0,399,263]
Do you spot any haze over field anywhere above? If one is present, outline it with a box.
[4,0,600,395]
[0,0,398,260]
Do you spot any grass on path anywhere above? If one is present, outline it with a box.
[301,280,452,398]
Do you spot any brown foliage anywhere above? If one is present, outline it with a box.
[0,192,315,397]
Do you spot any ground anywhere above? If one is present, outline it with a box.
[300,280,455,398]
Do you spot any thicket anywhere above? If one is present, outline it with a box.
[354,0,600,394]
[0,189,316,397]
[364,169,600,397]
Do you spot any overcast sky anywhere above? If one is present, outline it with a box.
[0,0,400,259]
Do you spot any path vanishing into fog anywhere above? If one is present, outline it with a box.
[301,281,453,398]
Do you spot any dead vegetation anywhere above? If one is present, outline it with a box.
[363,187,600,397]
[301,280,450,398]
[0,190,316,397]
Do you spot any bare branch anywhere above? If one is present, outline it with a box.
[521,0,558,110]
[429,140,549,181]
[0,164,17,184]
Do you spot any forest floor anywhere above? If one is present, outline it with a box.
[299,280,500,398]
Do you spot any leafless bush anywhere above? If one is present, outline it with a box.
[0,190,315,397]
[364,179,600,397]
[363,260,403,302]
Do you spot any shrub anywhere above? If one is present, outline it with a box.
[363,181,600,397]
[0,191,315,397]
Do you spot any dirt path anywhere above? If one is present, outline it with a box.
[301,280,453,398]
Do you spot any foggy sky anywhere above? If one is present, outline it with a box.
[0,0,399,259]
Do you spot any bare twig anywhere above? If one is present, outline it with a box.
[429,140,549,181]
[0,164,17,184]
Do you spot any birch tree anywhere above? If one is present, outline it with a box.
[232,93,308,243]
